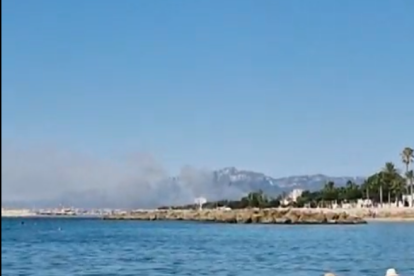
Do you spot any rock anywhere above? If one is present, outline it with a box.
[251,214,263,223]
[337,212,350,224]
[103,208,367,225]
[298,211,326,224]
[285,210,300,224]
[259,214,275,224]
[325,212,339,221]
[274,217,290,224]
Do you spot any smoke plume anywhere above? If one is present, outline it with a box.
[1,143,245,208]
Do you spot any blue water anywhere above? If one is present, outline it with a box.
[2,218,413,276]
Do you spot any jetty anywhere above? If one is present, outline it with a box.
[103,208,367,224]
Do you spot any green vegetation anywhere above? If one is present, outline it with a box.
[402,147,414,200]
[159,147,414,210]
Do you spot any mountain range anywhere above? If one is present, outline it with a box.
[210,167,365,196]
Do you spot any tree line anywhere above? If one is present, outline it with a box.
[158,147,413,210]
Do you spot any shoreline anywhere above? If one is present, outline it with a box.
[102,208,368,225]
[3,207,414,223]
[2,216,413,222]
[328,207,414,222]
[103,207,414,224]
[1,215,100,219]
[364,217,414,222]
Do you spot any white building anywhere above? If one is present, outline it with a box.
[289,189,304,202]
[281,189,304,206]
[357,199,373,208]
[1,208,35,217]
[402,194,414,207]
[194,197,207,210]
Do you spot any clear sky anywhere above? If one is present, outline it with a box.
[2,0,414,178]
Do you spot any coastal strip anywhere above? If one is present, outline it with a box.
[341,207,414,222]
[102,208,367,225]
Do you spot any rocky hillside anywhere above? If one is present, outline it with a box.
[211,167,365,196]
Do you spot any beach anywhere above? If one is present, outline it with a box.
[343,207,414,222]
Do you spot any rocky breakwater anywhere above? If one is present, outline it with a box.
[103,208,367,225]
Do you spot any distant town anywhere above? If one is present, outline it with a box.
[1,206,130,218]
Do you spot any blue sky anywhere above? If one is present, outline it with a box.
[2,0,414,177]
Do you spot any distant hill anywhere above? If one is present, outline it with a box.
[164,166,365,198]
[212,167,365,196]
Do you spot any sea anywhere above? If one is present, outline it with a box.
[1,218,413,276]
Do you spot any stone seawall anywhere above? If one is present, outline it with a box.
[103,208,367,225]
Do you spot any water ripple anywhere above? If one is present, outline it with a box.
[2,219,413,276]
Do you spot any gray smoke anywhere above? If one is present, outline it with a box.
[1,143,245,209]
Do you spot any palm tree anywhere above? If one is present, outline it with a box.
[401,147,414,173]
[406,170,414,206]
[406,170,414,184]
[361,179,371,200]
[246,190,267,208]
[324,181,335,191]
[343,180,361,201]
[363,174,381,202]
[382,162,399,204]
[322,181,337,206]
[390,175,406,206]
[247,192,257,207]
[401,147,414,205]
[371,173,384,206]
